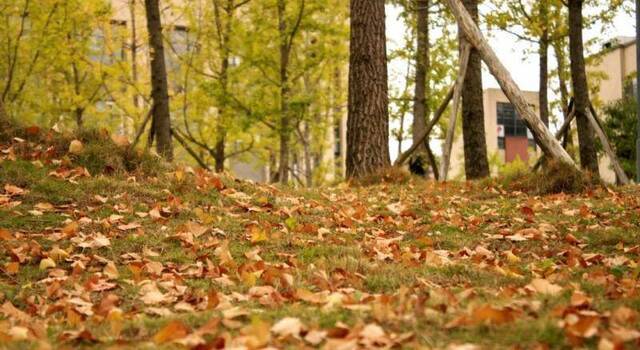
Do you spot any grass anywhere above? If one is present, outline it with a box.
[1,132,640,349]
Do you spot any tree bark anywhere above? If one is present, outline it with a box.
[539,1,549,128]
[440,42,471,181]
[347,0,391,178]
[0,98,7,121]
[144,0,173,161]
[568,0,598,174]
[212,0,236,173]
[586,105,630,184]
[412,0,430,153]
[459,0,490,179]
[553,40,573,148]
[277,0,291,183]
[444,0,576,168]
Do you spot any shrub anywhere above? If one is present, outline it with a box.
[502,161,601,195]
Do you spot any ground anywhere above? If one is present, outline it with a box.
[1,135,640,349]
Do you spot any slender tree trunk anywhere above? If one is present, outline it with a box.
[302,122,313,187]
[144,0,173,161]
[441,43,471,181]
[72,61,84,130]
[130,0,140,110]
[460,0,490,179]
[412,0,430,153]
[553,39,573,148]
[333,67,347,178]
[213,0,234,173]
[347,0,391,178]
[127,0,140,137]
[636,0,640,182]
[539,2,549,128]
[0,98,6,121]
[277,0,291,183]
[568,0,598,174]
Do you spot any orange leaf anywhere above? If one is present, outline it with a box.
[5,262,19,275]
[0,228,12,240]
[153,320,190,344]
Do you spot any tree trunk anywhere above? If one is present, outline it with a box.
[539,2,549,128]
[568,0,598,174]
[212,0,235,173]
[332,66,346,178]
[144,0,173,161]
[586,104,630,184]
[412,0,430,153]
[440,42,471,181]
[444,0,576,168]
[130,0,140,110]
[0,97,7,121]
[347,0,391,178]
[553,40,573,148]
[277,0,291,183]
[459,0,490,179]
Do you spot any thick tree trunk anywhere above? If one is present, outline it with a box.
[412,0,430,153]
[347,0,391,178]
[459,0,490,179]
[568,0,598,174]
[444,0,576,168]
[144,0,173,161]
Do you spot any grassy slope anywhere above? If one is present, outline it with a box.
[1,137,640,349]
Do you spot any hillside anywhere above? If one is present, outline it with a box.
[1,129,640,349]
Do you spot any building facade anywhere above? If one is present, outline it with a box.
[448,88,540,179]
[589,36,637,183]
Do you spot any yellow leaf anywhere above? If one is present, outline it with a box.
[68,140,84,155]
[249,224,268,244]
[39,258,56,270]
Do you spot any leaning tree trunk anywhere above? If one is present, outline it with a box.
[460,0,490,179]
[568,0,599,174]
[347,0,391,178]
[440,43,471,181]
[444,0,576,167]
[412,0,430,154]
[144,0,173,161]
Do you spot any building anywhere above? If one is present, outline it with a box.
[448,88,540,179]
[588,36,637,183]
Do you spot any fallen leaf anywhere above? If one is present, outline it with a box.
[153,320,190,344]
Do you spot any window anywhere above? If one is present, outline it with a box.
[497,102,528,137]
[624,79,638,100]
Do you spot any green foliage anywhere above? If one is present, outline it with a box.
[604,97,638,179]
